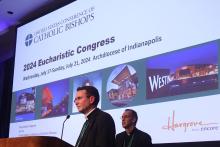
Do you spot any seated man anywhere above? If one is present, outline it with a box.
[116,109,152,147]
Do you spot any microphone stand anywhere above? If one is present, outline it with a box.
[61,115,70,140]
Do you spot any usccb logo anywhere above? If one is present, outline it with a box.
[25,34,33,47]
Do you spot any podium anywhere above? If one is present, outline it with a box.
[0,136,74,147]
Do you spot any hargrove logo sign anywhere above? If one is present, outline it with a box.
[162,110,219,132]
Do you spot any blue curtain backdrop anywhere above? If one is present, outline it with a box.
[0,58,14,138]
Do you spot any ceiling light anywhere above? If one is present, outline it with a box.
[7,11,14,15]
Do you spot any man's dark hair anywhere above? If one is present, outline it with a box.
[125,109,138,125]
[77,86,100,106]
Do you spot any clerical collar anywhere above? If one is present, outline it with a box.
[126,127,136,136]
[85,107,96,120]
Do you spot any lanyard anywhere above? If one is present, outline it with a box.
[123,134,134,147]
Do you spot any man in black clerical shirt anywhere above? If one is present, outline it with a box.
[74,86,116,147]
[115,109,152,147]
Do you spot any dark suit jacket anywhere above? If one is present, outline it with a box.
[115,128,152,147]
[76,108,116,147]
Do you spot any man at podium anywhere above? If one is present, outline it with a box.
[74,86,116,147]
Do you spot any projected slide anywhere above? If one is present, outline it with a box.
[10,0,220,145]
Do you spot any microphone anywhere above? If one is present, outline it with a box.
[61,115,70,140]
